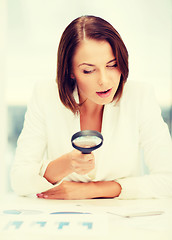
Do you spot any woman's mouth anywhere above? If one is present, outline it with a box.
[96,88,112,98]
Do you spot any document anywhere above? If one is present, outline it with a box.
[0,205,108,236]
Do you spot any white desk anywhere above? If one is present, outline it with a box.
[0,194,172,240]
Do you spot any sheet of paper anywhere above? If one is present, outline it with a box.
[0,211,108,236]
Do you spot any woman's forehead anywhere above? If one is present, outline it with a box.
[73,39,115,65]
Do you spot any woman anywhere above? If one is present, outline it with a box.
[11,15,172,199]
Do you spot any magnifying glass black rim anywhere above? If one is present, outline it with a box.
[71,130,103,154]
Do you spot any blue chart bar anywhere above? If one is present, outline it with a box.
[3,210,21,215]
[58,222,70,229]
[32,221,47,228]
[2,209,43,215]
[82,222,93,229]
[4,221,23,230]
[50,211,90,214]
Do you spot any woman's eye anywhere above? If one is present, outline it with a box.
[83,69,94,74]
[107,63,117,68]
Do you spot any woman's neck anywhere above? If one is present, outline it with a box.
[79,101,104,132]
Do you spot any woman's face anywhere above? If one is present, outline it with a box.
[72,39,121,107]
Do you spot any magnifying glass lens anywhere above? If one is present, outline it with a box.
[71,130,103,154]
[73,136,102,148]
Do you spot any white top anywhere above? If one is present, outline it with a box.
[11,80,172,199]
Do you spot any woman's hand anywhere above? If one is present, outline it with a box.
[37,181,92,200]
[43,150,95,184]
[69,149,95,175]
[37,181,122,200]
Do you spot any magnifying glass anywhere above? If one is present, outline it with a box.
[71,130,103,154]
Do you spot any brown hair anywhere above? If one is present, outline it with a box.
[56,15,129,114]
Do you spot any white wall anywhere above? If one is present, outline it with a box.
[0,0,7,195]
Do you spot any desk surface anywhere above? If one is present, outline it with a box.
[0,194,172,240]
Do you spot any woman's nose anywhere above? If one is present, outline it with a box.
[98,70,108,86]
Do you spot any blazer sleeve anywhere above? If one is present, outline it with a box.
[10,82,58,196]
[116,84,172,199]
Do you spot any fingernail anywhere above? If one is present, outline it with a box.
[37,193,43,198]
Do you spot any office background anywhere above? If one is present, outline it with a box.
[0,0,172,195]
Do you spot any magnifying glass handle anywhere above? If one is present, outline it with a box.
[82,150,91,154]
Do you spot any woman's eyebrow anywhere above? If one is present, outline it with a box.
[78,63,95,67]
[78,58,116,67]
[107,58,116,64]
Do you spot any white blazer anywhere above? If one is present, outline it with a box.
[11,80,172,199]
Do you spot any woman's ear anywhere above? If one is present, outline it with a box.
[70,73,75,80]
